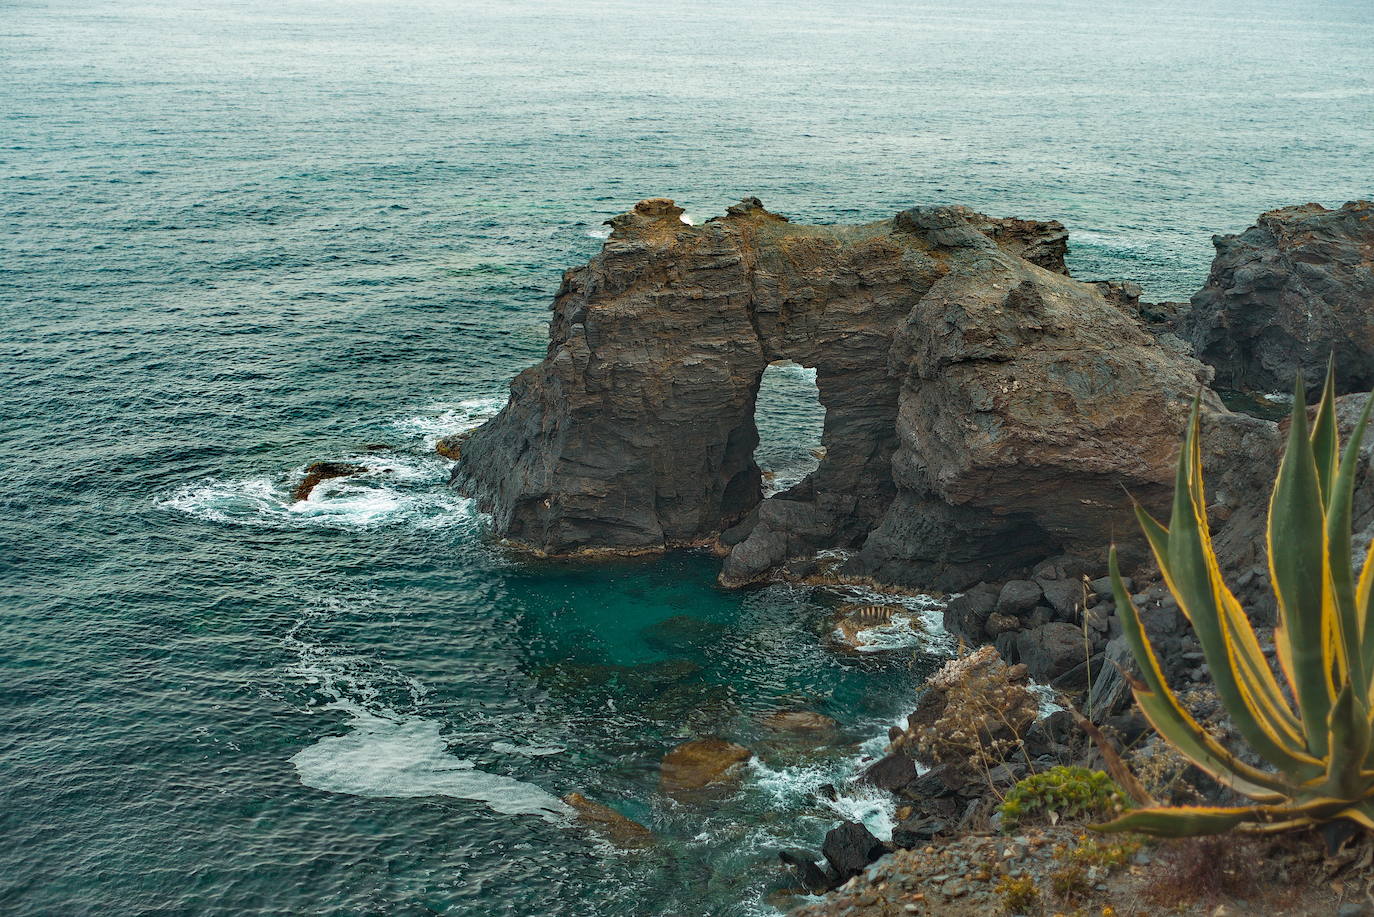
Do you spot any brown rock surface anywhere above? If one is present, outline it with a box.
[659,737,752,794]
[453,196,1232,589]
[762,711,839,734]
[561,792,654,849]
[292,461,367,502]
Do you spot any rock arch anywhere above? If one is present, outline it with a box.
[451,197,1214,589]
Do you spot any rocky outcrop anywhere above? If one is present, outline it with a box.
[293,461,367,502]
[454,197,1228,589]
[1182,200,1374,396]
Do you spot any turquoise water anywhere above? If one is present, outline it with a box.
[2,0,1372,914]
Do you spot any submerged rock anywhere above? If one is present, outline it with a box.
[562,792,655,849]
[292,461,368,502]
[659,737,752,794]
[453,197,1220,590]
[761,710,839,734]
[639,614,725,653]
[1182,200,1374,396]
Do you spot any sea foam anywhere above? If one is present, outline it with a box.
[292,702,571,822]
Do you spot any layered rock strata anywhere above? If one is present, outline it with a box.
[452,197,1224,589]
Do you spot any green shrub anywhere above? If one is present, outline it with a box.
[993,873,1039,914]
[998,766,1129,828]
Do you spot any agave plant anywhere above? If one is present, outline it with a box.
[1095,368,1374,836]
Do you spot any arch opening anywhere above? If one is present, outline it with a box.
[753,361,825,497]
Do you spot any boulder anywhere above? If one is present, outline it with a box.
[1035,575,1084,619]
[1016,622,1087,682]
[821,821,888,882]
[562,793,654,849]
[659,738,752,794]
[983,612,1021,637]
[943,583,998,642]
[1088,635,1140,723]
[861,752,918,794]
[890,814,947,849]
[778,848,834,894]
[997,580,1043,617]
[1182,200,1374,395]
[292,461,367,502]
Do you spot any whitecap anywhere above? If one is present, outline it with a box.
[161,465,474,531]
[839,614,924,654]
[292,703,571,822]
[1028,681,1069,718]
[585,226,612,240]
[391,395,507,450]
[492,741,566,757]
[746,758,897,842]
[826,585,955,653]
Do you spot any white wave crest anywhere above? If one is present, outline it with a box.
[292,702,570,821]
[161,461,473,530]
[826,585,955,654]
[391,396,507,449]
[838,614,925,654]
[746,758,897,842]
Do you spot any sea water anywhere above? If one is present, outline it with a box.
[2,0,1371,914]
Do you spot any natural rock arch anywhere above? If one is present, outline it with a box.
[450,197,1215,589]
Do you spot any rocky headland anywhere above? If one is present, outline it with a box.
[447,196,1374,915]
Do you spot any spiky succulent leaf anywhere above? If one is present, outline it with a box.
[1269,376,1334,757]
[1096,367,1374,838]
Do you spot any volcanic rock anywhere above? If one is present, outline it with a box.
[779,848,835,894]
[996,580,1043,617]
[1182,200,1374,396]
[292,461,367,502]
[943,583,998,642]
[453,197,1222,590]
[821,821,888,882]
[1016,622,1087,682]
[861,752,918,794]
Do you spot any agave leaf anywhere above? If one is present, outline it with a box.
[1092,806,1272,837]
[1312,363,1339,506]
[1110,546,1293,799]
[1149,406,1317,771]
[1336,800,1374,831]
[1094,796,1352,837]
[1269,376,1335,755]
[1328,391,1374,694]
[1325,684,1373,800]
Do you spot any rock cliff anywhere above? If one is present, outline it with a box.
[451,197,1226,589]
[1182,200,1374,396]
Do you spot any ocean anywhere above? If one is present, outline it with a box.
[2,0,1371,913]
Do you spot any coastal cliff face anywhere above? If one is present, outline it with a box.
[451,198,1222,589]
[1182,200,1374,396]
